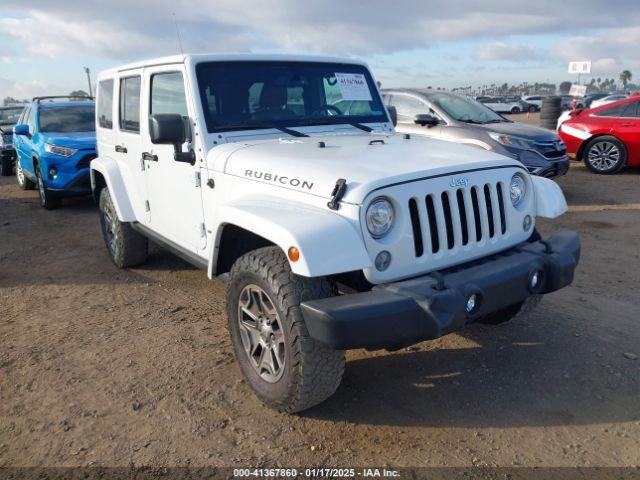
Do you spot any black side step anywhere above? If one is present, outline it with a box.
[131,222,208,270]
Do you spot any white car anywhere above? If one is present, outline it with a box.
[90,54,580,413]
[590,94,628,109]
[478,97,524,114]
[522,95,546,109]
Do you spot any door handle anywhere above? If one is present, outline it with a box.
[142,152,158,162]
[115,145,127,153]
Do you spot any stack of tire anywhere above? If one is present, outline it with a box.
[539,96,562,130]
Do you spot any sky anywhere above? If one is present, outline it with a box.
[1,0,639,99]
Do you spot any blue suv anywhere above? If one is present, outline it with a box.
[13,96,96,209]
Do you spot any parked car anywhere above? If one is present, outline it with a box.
[583,93,609,108]
[522,95,547,110]
[12,96,96,209]
[558,95,639,174]
[0,104,25,176]
[91,54,579,413]
[382,88,570,178]
[589,94,628,109]
[478,96,524,114]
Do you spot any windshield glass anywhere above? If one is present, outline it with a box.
[428,93,505,123]
[195,61,388,132]
[0,107,24,126]
[39,105,95,133]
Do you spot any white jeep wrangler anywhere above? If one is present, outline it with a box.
[91,54,580,413]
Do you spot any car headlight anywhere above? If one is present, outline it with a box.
[510,173,527,207]
[45,143,78,157]
[366,197,395,238]
[488,132,536,150]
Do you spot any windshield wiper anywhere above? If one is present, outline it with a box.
[229,123,308,137]
[457,118,483,124]
[305,118,373,132]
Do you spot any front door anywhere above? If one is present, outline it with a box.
[141,65,206,251]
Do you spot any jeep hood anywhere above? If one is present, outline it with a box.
[215,134,521,204]
[41,131,96,150]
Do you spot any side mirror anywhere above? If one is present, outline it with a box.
[387,106,397,127]
[149,113,195,165]
[13,124,29,136]
[414,114,439,127]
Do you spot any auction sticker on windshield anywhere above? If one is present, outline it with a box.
[335,73,372,101]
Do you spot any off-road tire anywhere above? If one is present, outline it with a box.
[226,246,345,413]
[582,135,627,174]
[99,188,148,268]
[479,295,542,325]
[16,161,35,190]
[0,157,13,176]
[35,164,61,210]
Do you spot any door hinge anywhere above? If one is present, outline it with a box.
[194,171,201,187]
[199,222,206,237]
[145,200,150,212]
[140,157,145,171]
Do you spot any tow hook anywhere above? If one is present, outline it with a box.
[327,178,347,211]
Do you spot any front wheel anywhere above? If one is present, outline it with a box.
[15,161,35,190]
[35,164,61,209]
[583,136,626,174]
[99,188,148,268]
[226,246,345,413]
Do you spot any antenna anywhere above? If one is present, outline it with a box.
[172,12,184,55]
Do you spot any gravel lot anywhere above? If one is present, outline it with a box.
[1,161,639,469]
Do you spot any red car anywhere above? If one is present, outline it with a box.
[558,94,640,174]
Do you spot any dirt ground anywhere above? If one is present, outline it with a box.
[1,162,639,470]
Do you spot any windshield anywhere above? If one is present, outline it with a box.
[428,93,505,123]
[195,61,388,132]
[0,107,24,126]
[39,105,95,133]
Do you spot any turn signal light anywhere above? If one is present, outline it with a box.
[288,246,300,262]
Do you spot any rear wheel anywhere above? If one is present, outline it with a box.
[0,157,13,176]
[583,136,626,174]
[226,246,345,413]
[510,106,521,114]
[99,188,148,268]
[35,164,61,209]
[16,161,35,190]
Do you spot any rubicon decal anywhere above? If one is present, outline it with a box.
[244,170,314,190]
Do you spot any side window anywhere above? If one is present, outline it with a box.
[150,72,188,116]
[119,76,141,133]
[389,95,427,122]
[619,102,638,118]
[97,79,114,129]
[18,106,29,126]
[26,107,35,134]
[596,104,625,117]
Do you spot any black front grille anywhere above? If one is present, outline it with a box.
[76,153,96,170]
[408,182,508,257]
[534,140,567,159]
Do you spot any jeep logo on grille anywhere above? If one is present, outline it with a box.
[449,177,470,188]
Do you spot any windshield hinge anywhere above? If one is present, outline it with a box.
[327,178,347,211]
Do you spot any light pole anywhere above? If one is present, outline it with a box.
[83,67,93,97]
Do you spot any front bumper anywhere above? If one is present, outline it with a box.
[301,230,580,350]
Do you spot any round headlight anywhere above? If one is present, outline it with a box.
[510,173,526,207]
[366,197,395,238]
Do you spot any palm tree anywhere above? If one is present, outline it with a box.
[620,70,632,89]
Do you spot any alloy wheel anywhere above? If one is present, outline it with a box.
[16,162,25,186]
[101,202,119,254]
[36,169,46,204]
[588,141,620,171]
[237,284,286,383]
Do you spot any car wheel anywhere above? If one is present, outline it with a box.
[226,246,345,413]
[583,136,627,174]
[35,164,61,209]
[528,105,536,113]
[511,106,521,114]
[0,157,13,176]
[15,160,35,190]
[99,188,148,268]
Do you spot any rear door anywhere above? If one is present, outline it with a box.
[13,106,30,169]
[613,100,640,164]
[142,65,206,251]
[115,70,148,222]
